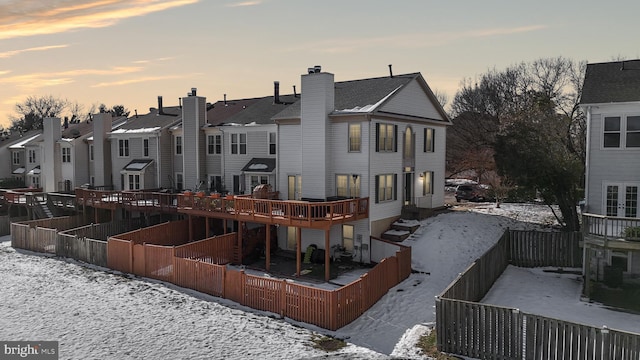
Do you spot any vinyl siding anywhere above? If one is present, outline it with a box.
[587,108,640,214]
[380,79,444,120]
[329,120,370,198]
[369,119,403,221]
[278,124,302,198]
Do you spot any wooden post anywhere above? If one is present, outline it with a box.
[237,221,244,264]
[265,224,271,272]
[296,227,301,277]
[325,229,330,282]
[205,217,210,238]
[188,215,193,241]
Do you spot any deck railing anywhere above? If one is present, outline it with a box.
[582,213,640,241]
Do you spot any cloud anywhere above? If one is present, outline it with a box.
[133,57,176,64]
[0,66,143,89]
[0,44,70,59]
[92,74,199,87]
[0,0,199,40]
[287,25,549,54]
[225,1,262,7]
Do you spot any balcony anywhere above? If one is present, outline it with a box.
[582,213,640,250]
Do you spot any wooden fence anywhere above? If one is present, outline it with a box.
[437,229,640,359]
[10,215,87,254]
[0,215,29,236]
[106,220,412,330]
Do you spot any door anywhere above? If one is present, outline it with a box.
[404,172,414,206]
[604,183,639,217]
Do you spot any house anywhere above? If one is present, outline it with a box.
[6,130,42,186]
[271,66,450,265]
[579,59,640,287]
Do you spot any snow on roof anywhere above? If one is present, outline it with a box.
[8,134,41,149]
[12,167,25,174]
[110,127,161,135]
[248,164,268,170]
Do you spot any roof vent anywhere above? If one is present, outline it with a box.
[307,67,314,74]
[314,65,321,73]
[190,88,197,96]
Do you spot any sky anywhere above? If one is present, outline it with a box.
[3,203,640,358]
[0,0,639,129]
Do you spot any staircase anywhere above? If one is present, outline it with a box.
[31,196,54,219]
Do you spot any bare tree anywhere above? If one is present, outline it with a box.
[10,95,69,130]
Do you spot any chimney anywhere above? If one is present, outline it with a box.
[274,81,280,104]
[157,96,164,115]
[63,117,69,129]
[314,65,322,73]
[190,88,197,96]
[224,94,227,106]
[388,64,393,78]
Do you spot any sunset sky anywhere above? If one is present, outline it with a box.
[0,0,638,128]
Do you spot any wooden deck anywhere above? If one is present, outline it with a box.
[75,189,369,229]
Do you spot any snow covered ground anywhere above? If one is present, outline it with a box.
[1,202,636,359]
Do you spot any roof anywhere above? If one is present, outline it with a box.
[272,73,422,120]
[220,95,299,126]
[241,158,276,173]
[27,165,41,175]
[581,59,640,104]
[12,167,25,174]
[122,159,154,172]
[207,97,263,126]
[62,115,128,140]
[116,106,182,132]
[8,133,42,149]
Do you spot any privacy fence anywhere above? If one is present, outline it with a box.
[436,229,640,359]
[10,217,155,268]
[106,220,412,330]
[8,216,411,331]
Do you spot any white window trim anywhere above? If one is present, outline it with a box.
[601,114,640,150]
[608,250,631,273]
[89,144,94,162]
[175,136,183,155]
[268,132,277,155]
[143,138,149,157]
[348,123,361,152]
[207,134,222,155]
[118,139,130,158]
[12,152,20,165]
[231,133,247,155]
[62,147,72,163]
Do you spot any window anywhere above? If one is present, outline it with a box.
[288,175,302,200]
[62,148,71,163]
[628,116,640,147]
[175,136,182,155]
[342,224,354,252]
[376,123,396,152]
[12,152,19,165]
[207,134,222,155]
[208,175,223,193]
[336,174,360,198]
[349,123,361,152]
[90,176,95,186]
[269,132,277,155]
[422,171,434,195]
[603,115,640,148]
[143,139,149,157]
[127,174,140,190]
[89,145,94,161]
[610,251,630,272]
[424,128,434,152]
[250,175,269,189]
[231,133,246,154]
[175,173,183,191]
[32,176,40,188]
[28,150,36,163]
[118,139,129,157]
[375,174,396,203]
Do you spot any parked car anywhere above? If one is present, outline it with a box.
[455,184,490,202]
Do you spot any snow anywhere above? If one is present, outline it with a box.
[247,163,268,170]
[110,127,161,134]
[2,202,638,359]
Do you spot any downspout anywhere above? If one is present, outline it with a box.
[219,127,225,193]
[156,130,161,188]
[584,106,592,212]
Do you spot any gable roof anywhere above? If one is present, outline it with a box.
[581,59,640,104]
[220,94,299,126]
[271,73,449,122]
[115,106,182,133]
[207,97,262,126]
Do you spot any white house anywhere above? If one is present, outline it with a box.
[580,59,640,283]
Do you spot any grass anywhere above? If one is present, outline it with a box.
[416,330,459,360]
[590,282,640,313]
[310,334,346,352]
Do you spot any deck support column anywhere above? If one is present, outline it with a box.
[325,229,330,282]
[296,227,301,277]
[188,215,193,241]
[238,221,244,264]
[223,219,227,234]
[205,217,210,238]
[265,225,271,272]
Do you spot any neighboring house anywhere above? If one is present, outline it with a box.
[107,97,181,191]
[272,66,451,262]
[7,131,42,186]
[579,59,640,285]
